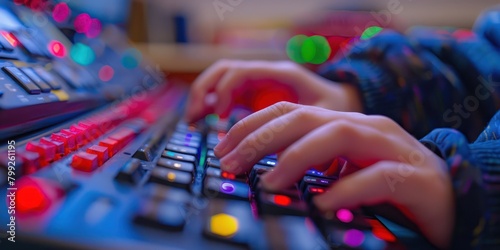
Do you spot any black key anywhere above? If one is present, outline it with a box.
[205,167,221,178]
[202,199,255,246]
[33,67,62,90]
[249,164,273,188]
[169,138,200,148]
[133,199,186,231]
[299,176,334,192]
[149,167,192,190]
[258,191,308,216]
[142,183,192,204]
[166,143,197,155]
[176,122,202,134]
[3,66,41,94]
[162,150,196,163]
[302,185,327,202]
[133,144,154,161]
[206,149,215,158]
[258,158,277,167]
[21,68,51,93]
[157,158,195,173]
[115,159,144,184]
[206,157,221,168]
[206,141,218,150]
[203,177,250,200]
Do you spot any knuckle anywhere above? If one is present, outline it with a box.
[231,118,248,134]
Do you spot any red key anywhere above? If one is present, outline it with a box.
[26,141,56,166]
[109,128,135,149]
[51,132,76,152]
[71,152,98,172]
[86,145,109,166]
[79,121,101,139]
[40,137,65,159]
[18,150,41,175]
[14,176,64,215]
[61,129,84,148]
[99,138,119,157]
[70,124,91,144]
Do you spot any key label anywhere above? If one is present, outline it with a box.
[209,213,239,237]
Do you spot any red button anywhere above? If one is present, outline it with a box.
[18,151,41,175]
[79,121,102,139]
[86,145,109,166]
[109,128,135,149]
[26,141,56,166]
[51,132,76,152]
[61,129,83,148]
[99,138,119,157]
[70,124,91,144]
[12,176,64,215]
[40,137,65,159]
[71,152,98,172]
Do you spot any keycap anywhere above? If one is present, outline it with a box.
[206,149,215,158]
[14,176,64,215]
[258,191,308,216]
[71,152,98,172]
[26,141,56,166]
[133,144,154,161]
[166,143,197,156]
[299,176,334,192]
[162,150,196,163]
[206,157,221,168]
[51,132,76,153]
[305,169,337,179]
[78,121,101,139]
[61,129,83,148]
[149,167,192,190]
[133,199,187,231]
[70,124,92,144]
[3,66,41,94]
[115,159,144,184]
[302,185,327,202]
[249,164,273,188]
[157,158,194,173]
[18,150,40,175]
[204,177,250,200]
[99,138,119,157]
[109,128,135,148]
[203,199,255,246]
[86,145,109,166]
[21,68,52,93]
[169,138,200,148]
[142,183,191,204]
[171,132,202,142]
[33,67,62,90]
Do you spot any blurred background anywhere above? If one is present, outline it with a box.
[21,0,500,74]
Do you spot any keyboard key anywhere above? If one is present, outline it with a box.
[51,132,76,153]
[249,164,273,188]
[99,138,119,157]
[26,141,56,166]
[305,169,337,179]
[157,158,194,173]
[149,167,192,190]
[169,138,200,148]
[133,144,154,161]
[3,66,41,94]
[0,32,15,51]
[206,157,221,168]
[203,199,255,246]
[303,185,327,202]
[109,128,135,148]
[18,150,40,175]
[134,199,187,231]
[71,152,98,172]
[115,159,144,184]
[33,67,62,90]
[21,68,52,93]
[86,145,109,166]
[166,143,197,156]
[162,150,196,163]
[203,177,250,200]
[14,176,64,215]
[61,129,83,148]
[258,191,308,216]
[142,183,191,204]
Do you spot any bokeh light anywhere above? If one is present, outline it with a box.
[70,43,95,65]
[361,26,383,40]
[52,2,70,23]
[121,48,142,69]
[48,40,66,58]
[343,229,365,247]
[74,13,92,34]
[286,34,308,64]
[86,18,102,38]
[98,65,114,82]
[286,35,331,64]
[336,209,354,223]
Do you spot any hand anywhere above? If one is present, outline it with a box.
[214,102,454,249]
[185,60,362,122]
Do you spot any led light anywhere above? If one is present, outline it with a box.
[173,163,182,168]
[167,172,176,181]
[336,209,354,223]
[361,26,383,40]
[1,31,19,47]
[209,213,239,237]
[70,43,95,65]
[98,65,114,82]
[273,195,291,206]
[74,13,91,33]
[52,2,70,23]
[48,40,66,58]
[366,218,396,242]
[220,182,235,194]
[221,171,235,180]
[343,229,365,247]
[121,48,142,69]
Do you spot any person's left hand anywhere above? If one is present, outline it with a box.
[214,101,454,249]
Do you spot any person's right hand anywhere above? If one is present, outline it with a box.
[184,60,362,122]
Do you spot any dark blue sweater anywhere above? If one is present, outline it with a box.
[319,6,500,249]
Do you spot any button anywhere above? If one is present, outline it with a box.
[169,138,200,148]
[142,183,192,204]
[162,151,196,163]
[204,177,250,200]
[303,185,327,202]
[258,192,308,216]
[33,67,62,90]
[133,199,187,231]
[299,176,334,192]
[206,157,220,168]
[171,132,202,142]
[133,144,154,161]
[305,169,337,179]
[258,158,277,167]
[166,143,197,156]
[3,66,41,94]
[14,176,64,215]
[203,199,255,246]
[21,68,52,93]
[249,164,273,188]
[0,32,15,51]
[78,121,102,140]
[99,138,119,157]
[61,129,84,148]
[115,159,144,184]
[86,145,109,166]
[157,158,194,173]
[149,167,192,190]
[205,167,221,178]
[51,132,76,153]
[39,137,65,159]
[70,124,92,144]
[71,152,98,172]
[25,141,56,166]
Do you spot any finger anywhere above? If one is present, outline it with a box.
[219,108,331,174]
[185,60,233,122]
[214,101,301,157]
[261,120,412,191]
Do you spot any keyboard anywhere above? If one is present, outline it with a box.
[0,2,434,249]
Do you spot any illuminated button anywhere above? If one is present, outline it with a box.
[210,213,238,237]
[366,218,396,242]
[61,129,84,148]
[78,121,101,139]
[203,200,254,245]
[300,176,334,192]
[51,132,76,153]
[166,143,197,156]
[109,128,135,148]
[86,145,109,166]
[169,138,200,148]
[134,199,186,231]
[26,141,56,166]
[205,167,221,178]
[149,167,192,190]
[21,68,52,93]
[116,159,144,184]
[18,150,41,175]
[3,66,41,94]
[13,177,64,215]
[162,151,196,163]
[0,31,17,51]
[99,138,119,157]
[203,177,249,200]
[71,124,92,144]
[157,158,194,173]
[71,152,98,172]
[40,137,65,159]
[206,157,221,168]
[258,191,308,216]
